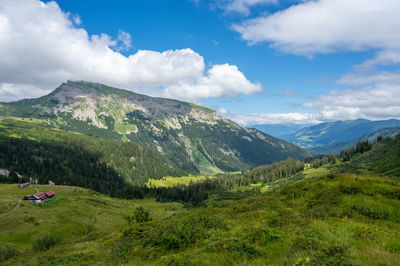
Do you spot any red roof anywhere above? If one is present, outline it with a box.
[45,191,55,197]
[25,191,55,201]
[35,192,47,200]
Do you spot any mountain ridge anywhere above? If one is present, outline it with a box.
[0,81,309,174]
[279,118,400,151]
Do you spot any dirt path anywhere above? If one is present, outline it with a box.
[0,196,22,218]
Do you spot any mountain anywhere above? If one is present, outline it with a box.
[247,123,308,138]
[0,81,309,174]
[309,126,400,155]
[281,118,400,151]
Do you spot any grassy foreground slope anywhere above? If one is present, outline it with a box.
[3,172,400,265]
[0,184,184,264]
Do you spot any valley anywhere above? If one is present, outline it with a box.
[0,82,399,265]
[1,125,400,264]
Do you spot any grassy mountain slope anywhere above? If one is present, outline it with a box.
[0,117,184,186]
[281,118,400,150]
[3,173,399,265]
[0,183,185,262]
[1,135,400,264]
[338,134,400,176]
[310,126,400,155]
[0,81,309,174]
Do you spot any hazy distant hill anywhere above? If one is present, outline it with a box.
[281,118,400,151]
[310,126,400,155]
[248,123,308,138]
[0,81,309,174]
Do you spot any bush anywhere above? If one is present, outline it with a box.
[353,225,377,240]
[133,206,152,223]
[351,204,389,220]
[209,237,260,259]
[32,232,61,252]
[0,244,20,262]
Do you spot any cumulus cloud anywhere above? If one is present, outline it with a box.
[303,84,400,121]
[228,0,400,124]
[230,82,400,125]
[163,64,261,100]
[233,0,400,56]
[0,0,260,102]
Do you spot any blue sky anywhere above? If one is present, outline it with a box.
[1,0,400,125]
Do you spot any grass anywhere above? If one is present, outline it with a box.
[2,171,400,265]
[0,184,185,251]
[304,166,331,178]
[145,175,215,188]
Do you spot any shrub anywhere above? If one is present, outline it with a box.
[0,244,20,262]
[351,204,389,220]
[353,225,377,240]
[339,185,361,195]
[209,237,260,259]
[155,211,225,250]
[133,206,152,223]
[293,227,322,251]
[32,232,61,252]
[246,227,281,244]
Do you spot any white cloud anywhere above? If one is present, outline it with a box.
[217,107,228,115]
[0,0,260,102]
[338,71,400,86]
[233,0,400,56]
[230,82,400,125]
[0,83,46,102]
[113,30,133,52]
[303,84,400,121]
[228,0,400,124]
[221,0,277,15]
[163,64,262,100]
[230,112,319,125]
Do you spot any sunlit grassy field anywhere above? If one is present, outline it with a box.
[0,184,184,250]
[145,175,215,188]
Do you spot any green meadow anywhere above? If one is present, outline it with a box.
[0,184,184,256]
[2,172,400,265]
[145,175,214,188]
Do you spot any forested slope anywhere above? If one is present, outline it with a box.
[0,117,184,190]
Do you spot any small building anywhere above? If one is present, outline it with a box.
[24,190,56,204]
[45,191,55,199]
[18,182,30,188]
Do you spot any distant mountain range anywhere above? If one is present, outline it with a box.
[248,123,309,138]
[308,126,400,155]
[0,81,309,174]
[252,119,400,155]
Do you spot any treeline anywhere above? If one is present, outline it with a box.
[306,154,337,168]
[0,137,125,194]
[339,139,374,161]
[114,176,254,206]
[245,158,305,183]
